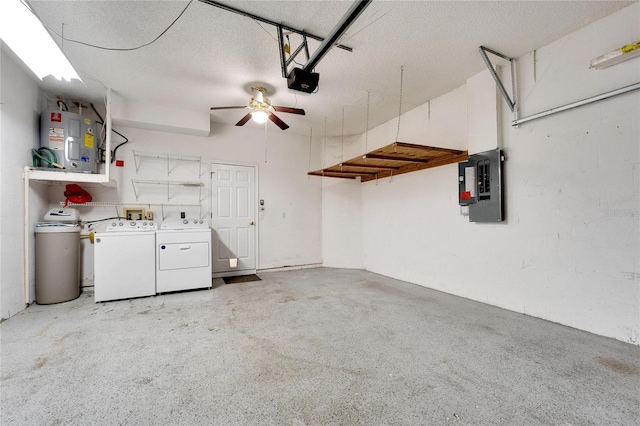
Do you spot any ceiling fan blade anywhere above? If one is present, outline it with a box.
[235,113,252,126]
[210,106,246,111]
[273,106,306,115]
[269,113,289,130]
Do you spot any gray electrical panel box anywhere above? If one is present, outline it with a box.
[458,148,504,222]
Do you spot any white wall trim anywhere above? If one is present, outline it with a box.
[258,263,323,273]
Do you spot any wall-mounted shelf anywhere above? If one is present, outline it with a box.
[132,150,204,176]
[24,167,116,187]
[131,179,203,201]
[59,201,201,207]
[308,142,468,183]
[59,201,202,220]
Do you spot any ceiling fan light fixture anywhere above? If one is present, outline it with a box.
[251,110,269,124]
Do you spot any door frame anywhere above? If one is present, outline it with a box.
[209,160,259,278]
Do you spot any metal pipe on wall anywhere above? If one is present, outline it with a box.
[512,82,640,126]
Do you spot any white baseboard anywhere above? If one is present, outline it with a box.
[257,263,323,274]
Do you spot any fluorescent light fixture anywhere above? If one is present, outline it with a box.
[251,110,269,124]
[590,41,640,70]
[0,0,82,82]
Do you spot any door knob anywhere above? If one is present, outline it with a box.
[250,221,255,225]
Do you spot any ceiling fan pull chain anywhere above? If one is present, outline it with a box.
[264,122,268,163]
[396,65,404,142]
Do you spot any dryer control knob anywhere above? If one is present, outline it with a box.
[111,222,116,227]
[130,221,136,226]
[199,220,203,224]
[183,219,188,224]
[119,222,124,226]
[143,222,147,226]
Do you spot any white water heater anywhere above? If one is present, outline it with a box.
[40,110,98,173]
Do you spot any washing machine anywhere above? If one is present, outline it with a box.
[156,218,212,293]
[94,219,158,302]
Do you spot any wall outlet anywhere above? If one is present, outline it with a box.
[123,207,145,220]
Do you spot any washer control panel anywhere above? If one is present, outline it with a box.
[106,219,158,232]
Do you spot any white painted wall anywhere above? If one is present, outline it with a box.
[319,84,468,269]
[321,177,363,269]
[319,133,364,269]
[358,4,640,344]
[46,121,323,279]
[467,69,499,154]
[0,47,49,319]
[110,95,210,137]
[257,128,322,269]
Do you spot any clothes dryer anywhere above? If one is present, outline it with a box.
[156,219,212,293]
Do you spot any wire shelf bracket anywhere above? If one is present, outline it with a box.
[133,150,203,176]
[131,179,203,201]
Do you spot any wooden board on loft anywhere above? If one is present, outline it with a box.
[308,142,468,183]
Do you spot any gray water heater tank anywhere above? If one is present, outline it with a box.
[40,110,98,173]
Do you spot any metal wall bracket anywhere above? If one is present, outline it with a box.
[479,46,517,112]
[278,26,310,78]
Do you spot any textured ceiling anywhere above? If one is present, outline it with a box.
[24,0,635,136]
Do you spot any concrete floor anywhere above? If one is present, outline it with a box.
[1,268,639,425]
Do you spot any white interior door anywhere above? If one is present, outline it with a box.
[211,163,256,275]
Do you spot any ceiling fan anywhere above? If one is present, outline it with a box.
[210,86,305,130]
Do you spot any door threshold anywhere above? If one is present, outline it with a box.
[212,269,257,279]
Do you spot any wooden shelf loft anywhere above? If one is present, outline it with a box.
[308,142,468,183]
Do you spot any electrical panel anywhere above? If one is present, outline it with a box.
[458,148,504,222]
